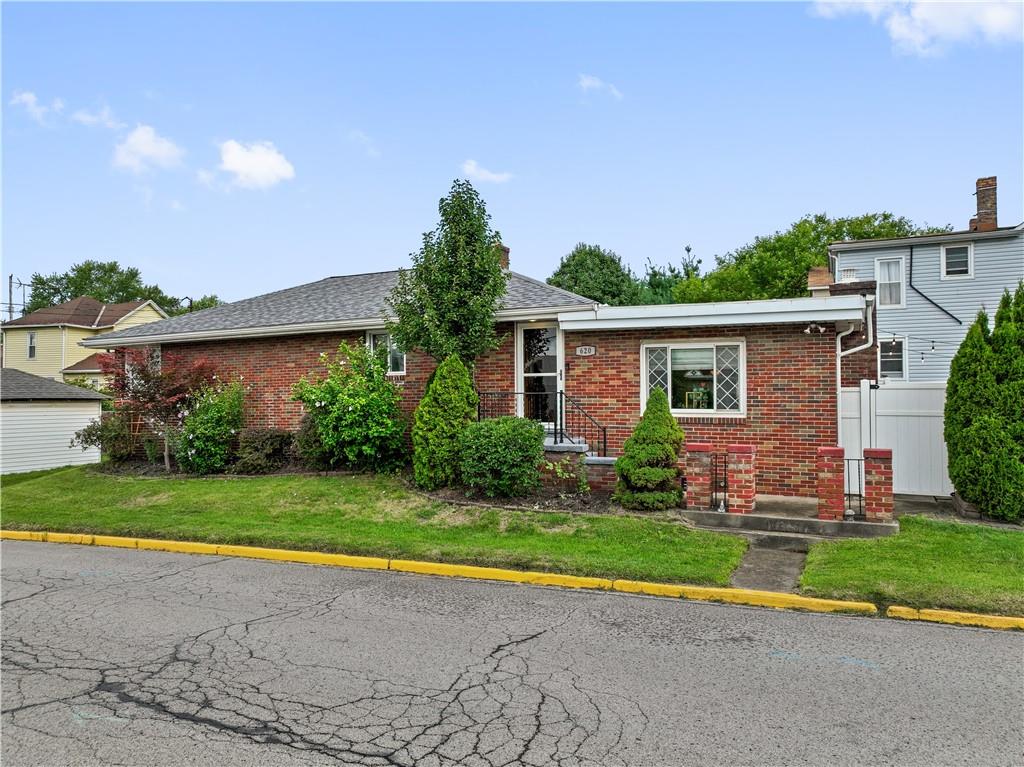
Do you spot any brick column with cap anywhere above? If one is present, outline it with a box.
[726,444,756,514]
[685,443,712,510]
[864,448,894,522]
[816,446,846,521]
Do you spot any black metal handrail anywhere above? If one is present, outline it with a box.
[844,457,865,520]
[476,390,607,457]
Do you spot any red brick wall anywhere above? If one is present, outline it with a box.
[166,324,517,430]
[562,325,840,497]
[830,280,879,387]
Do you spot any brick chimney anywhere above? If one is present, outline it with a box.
[807,265,833,298]
[970,176,998,232]
[498,244,510,270]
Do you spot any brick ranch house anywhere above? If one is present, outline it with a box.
[83,258,878,501]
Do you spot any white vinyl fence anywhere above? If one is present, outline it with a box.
[840,380,952,497]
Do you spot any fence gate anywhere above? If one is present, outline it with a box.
[710,453,729,512]
[840,380,952,497]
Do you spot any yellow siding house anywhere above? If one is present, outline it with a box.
[1,297,167,384]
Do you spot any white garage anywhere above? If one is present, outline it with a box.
[1,368,108,474]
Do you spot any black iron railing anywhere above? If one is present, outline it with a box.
[844,457,865,520]
[711,452,729,512]
[476,391,607,457]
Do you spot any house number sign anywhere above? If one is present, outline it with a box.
[575,345,597,357]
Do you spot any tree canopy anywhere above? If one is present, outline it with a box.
[387,180,509,365]
[25,260,221,316]
[673,213,950,303]
[547,243,639,305]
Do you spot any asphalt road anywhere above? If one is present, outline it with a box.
[2,542,1021,767]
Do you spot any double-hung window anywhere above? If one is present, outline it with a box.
[941,243,973,279]
[876,258,904,308]
[879,337,906,380]
[643,340,745,415]
[368,331,405,375]
[27,332,37,359]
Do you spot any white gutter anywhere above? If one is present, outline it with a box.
[828,224,1022,253]
[80,303,598,348]
[836,295,875,447]
[558,295,865,331]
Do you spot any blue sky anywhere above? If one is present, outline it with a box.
[4,2,1022,306]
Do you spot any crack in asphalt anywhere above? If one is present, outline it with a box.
[2,553,647,766]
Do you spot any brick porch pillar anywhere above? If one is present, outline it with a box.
[864,448,894,522]
[685,442,712,510]
[816,446,846,521]
[726,444,756,514]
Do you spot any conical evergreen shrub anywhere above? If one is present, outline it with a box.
[613,387,685,510]
[413,355,478,490]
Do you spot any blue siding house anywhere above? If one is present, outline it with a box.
[828,177,1023,382]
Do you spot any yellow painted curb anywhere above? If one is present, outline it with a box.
[887,605,1024,631]
[4,529,1019,628]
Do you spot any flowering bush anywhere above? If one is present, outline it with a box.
[292,342,406,472]
[177,380,246,475]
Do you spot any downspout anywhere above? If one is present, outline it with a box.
[908,245,962,325]
[836,295,874,447]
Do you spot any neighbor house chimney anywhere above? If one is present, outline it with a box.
[498,244,510,270]
[807,265,833,298]
[971,176,998,232]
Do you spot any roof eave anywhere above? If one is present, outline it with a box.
[828,225,1023,253]
[80,304,595,348]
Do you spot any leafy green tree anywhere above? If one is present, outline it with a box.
[26,259,220,316]
[547,243,639,305]
[412,355,478,489]
[387,180,508,365]
[673,213,950,303]
[613,387,686,510]
[944,312,998,445]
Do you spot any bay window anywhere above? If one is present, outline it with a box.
[643,340,745,415]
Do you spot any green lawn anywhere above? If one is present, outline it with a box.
[801,515,1024,616]
[0,467,746,586]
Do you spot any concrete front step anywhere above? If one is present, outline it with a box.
[680,509,898,539]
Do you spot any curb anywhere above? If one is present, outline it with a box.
[6,529,1006,624]
[886,605,1024,631]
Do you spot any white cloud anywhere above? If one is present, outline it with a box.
[348,129,381,158]
[72,105,125,130]
[461,159,513,184]
[812,1,1024,56]
[9,90,64,124]
[169,199,185,212]
[218,139,295,189]
[113,124,185,173]
[196,168,216,188]
[577,74,624,100]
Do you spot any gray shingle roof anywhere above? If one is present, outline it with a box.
[1,368,108,401]
[85,270,594,345]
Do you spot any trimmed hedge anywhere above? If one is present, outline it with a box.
[232,429,293,475]
[459,416,545,497]
[413,355,477,490]
[614,387,685,510]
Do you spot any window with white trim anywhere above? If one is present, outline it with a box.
[644,341,744,414]
[840,267,857,283]
[879,337,906,380]
[876,258,904,308]
[27,332,37,359]
[941,243,973,279]
[368,331,405,374]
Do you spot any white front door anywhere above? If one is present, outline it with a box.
[516,323,562,429]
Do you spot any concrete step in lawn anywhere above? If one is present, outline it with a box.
[730,547,808,593]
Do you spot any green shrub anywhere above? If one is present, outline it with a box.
[232,429,293,475]
[614,387,685,510]
[459,416,545,497]
[142,437,162,464]
[945,283,1024,521]
[412,355,478,489]
[292,342,406,472]
[293,413,331,470]
[71,412,135,463]
[177,380,245,475]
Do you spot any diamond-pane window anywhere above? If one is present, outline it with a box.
[715,345,741,411]
[647,347,669,394]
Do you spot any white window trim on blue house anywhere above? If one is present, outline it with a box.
[875,256,906,310]
[940,242,974,281]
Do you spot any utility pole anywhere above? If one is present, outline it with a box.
[8,274,13,321]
